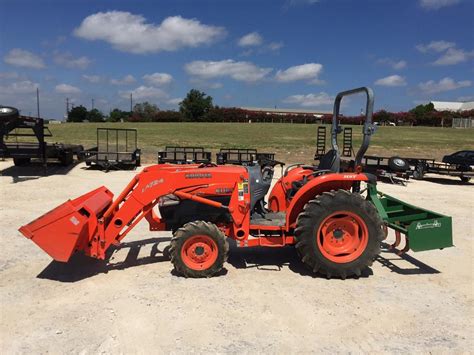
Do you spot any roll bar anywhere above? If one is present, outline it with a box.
[331,87,375,167]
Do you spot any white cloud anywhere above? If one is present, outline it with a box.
[74,11,226,54]
[419,0,460,10]
[374,75,407,87]
[3,49,45,69]
[110,75,136,85]
[185,59,272,82]
[283,92,333,107]
[275,63,323,83]
[55,84,82,94]
[416,40,473,66]
[82,74,101,83]
[143,72,173,86]
[267,42,284,51]
[167,98,182,105]
[0,80,39,94]
[433,47,473,65]
[121,86,168,100]
[53,51,92,69]
[238,32,263,47]
[416,40,455,53]
[418,77,471,94]
[377,58,407,70]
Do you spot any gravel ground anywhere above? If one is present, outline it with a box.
[0,161,472,353]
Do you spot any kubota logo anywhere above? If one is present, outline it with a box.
[142,178,164,193]
[415,220,441,230]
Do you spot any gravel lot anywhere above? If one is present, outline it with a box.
[1,161,472,353]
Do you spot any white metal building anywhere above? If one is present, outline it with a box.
[431,101,474,112]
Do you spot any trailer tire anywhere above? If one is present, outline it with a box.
[170,221,228,278]
[460,176,471,183]
[412,165,424,180]
[388,156,409,172]
[295,189,384,279]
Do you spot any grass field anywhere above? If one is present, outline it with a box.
[37,122,474,163]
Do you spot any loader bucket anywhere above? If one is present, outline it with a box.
[369,185,453,253]
[19,186,113,262]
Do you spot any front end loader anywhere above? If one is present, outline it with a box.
[19,87,453,279]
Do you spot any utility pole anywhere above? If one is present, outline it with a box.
[36,87,40,118]
[66,98,70,114]
[130,93,133,112]
[91,98,95,110]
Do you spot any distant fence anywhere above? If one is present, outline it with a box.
[452,117,473,128]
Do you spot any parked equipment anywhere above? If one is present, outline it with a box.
[158,146,211,164]
[82,128,141,171]
[406,156,473,183]
[356,155,411,184]
[19,88,453,279]
[314,126,326,161]
[0,106,83,166]
[216,148,276,166]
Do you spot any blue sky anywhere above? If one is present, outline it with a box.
[0,0,473,119]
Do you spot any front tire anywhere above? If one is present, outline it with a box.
[295,190,384,279]
[170,221,229,278]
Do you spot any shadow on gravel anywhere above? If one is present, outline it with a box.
[36,238,439,282]
[0,162,79,183]
[376,243,440,275]
[37,237,171,282]
[420,177,472,186]
[227,243,373,280]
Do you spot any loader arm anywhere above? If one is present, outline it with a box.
[19,164,250,261]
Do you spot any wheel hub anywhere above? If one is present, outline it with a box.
[181,235,218,270]
[317,211,369,263]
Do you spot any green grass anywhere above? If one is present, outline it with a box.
[39,122,474,163]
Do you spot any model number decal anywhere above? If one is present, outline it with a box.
[343,174,357,179]
[185,173,212,179]
[142,178,164,193]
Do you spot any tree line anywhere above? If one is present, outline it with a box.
[67,89,473,127]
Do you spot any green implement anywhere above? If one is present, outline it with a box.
[368,184,453,253]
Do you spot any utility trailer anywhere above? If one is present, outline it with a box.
[405,157,473,183]
[216,148,276,166]
[82,128,141,171]
[356,155,410,185]
[19,87,453,279]
[0,106,83,166]
[157,146,211,164]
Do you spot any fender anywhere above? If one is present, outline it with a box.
[285,173,369,229]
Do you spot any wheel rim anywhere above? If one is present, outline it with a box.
[181,235,218,270]
[316,211,369,264]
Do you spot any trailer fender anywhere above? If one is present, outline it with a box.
[285,173,369,228]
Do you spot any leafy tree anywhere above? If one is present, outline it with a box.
[108,108,130,122]
[67,105,88,122]
[87,108,104,122]
[410,102,435,124]
[131,102,159,122]
[179,89,214,121]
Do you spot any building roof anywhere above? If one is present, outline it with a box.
[240,106,331,115]
[431,101,474,112]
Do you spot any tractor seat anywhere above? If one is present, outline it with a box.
[246,164,273,211]
[318,149,340,173]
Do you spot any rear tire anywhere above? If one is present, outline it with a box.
[170,221,228,278]
[295,190,384,279]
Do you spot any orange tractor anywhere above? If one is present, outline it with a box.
[19,88,453,279]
